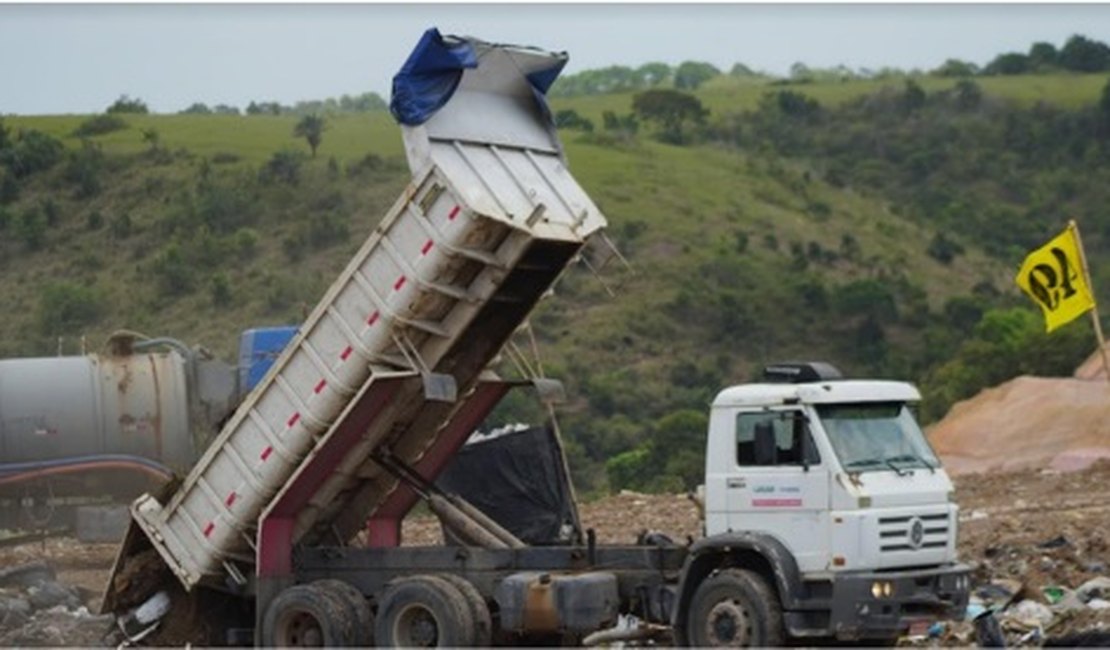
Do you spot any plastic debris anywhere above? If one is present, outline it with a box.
[1042,585,1067,605]
[1038,534,1070,549]
[1005,599,1054,627]
[1076,576,1110,603]
[973,611,1006,647]
[927,621,946,638]
[1087,598,1110,610]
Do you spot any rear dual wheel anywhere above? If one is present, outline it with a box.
[262,584,347,647]
[375,574,489,647]
[261,581,372,647]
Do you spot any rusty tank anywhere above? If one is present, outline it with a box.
[0,333,237,528]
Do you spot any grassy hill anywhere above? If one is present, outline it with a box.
[2,70,1101,492]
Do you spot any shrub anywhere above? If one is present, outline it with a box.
[41,199,60,226]
[179,102,212,115]
[16,207,47,250]
[927,232,965,264]
[72,114,128,137]
[260,149,306,185]
[86,210,103,230]
[109,212,132,239]
[233,228,259,257]
[346,153,383,178]
[0,129,64,178]
[150,243,194,295]
[210,272,232,306]
[37,282,104,336]
[0,171,17,204]
[63,141,107,198]
[211,152,241,165]
[106,94,149,114]
[555,109,594,132]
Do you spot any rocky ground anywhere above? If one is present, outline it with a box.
[2,462,1110,645]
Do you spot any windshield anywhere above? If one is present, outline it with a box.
[817,402,940,473]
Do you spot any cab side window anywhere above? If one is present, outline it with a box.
[736,411,820,466]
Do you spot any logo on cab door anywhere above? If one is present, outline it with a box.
[751,483,802,507]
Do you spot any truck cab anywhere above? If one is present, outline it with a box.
[679,362,969,645]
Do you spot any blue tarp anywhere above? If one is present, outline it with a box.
[390,29,478,126]
[390,28,567,126]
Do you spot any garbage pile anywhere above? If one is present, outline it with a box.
[897,576,1110,647]
[0,561,113,647]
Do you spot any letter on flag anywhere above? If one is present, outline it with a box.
[1015,223,1095,332]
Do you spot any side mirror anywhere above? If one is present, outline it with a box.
[753,422,777,465]
[801,432,814,472]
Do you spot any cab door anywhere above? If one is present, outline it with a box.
[725,409,831,573]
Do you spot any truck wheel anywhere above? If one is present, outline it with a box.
[438,574,492,647]
[313,579,374,646]
[374,575,475,647]
[686,568,784,647]
[261,583,353,647]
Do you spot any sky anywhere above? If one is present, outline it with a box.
[1,3,1109,115]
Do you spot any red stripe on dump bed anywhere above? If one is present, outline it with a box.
[393,276,407,291]
[340,346,353,361]
[367,311,380,326]
[261,446,273,461]
[286,412,300,428]
[203,522,215,537]
[448,205,460,221]
[226,492,237,508]
[421,239,434,255]
[313,379,327,394]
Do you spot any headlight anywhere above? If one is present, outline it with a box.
[871,581,883,599]
[883,581,893,597]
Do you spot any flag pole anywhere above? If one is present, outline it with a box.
[1069,219,1110,383]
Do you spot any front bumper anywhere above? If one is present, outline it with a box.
[829,563,970,640]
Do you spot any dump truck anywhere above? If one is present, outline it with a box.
[103,30,969,647]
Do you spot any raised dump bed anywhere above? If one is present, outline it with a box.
[113,30,607,594]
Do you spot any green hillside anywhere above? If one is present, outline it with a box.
[1,65,1105,493]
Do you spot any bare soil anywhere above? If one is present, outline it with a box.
[3,461,1110,644]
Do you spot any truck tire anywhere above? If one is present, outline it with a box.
[686,568,784,647]
[374,575,475,647]
[313,579,374,647]
[438,574,492,647]
[261,583,353,647]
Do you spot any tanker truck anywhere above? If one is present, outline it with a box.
[101,30,969,646]
[0,325,310,533]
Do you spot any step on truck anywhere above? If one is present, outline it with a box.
[103,30,969,647]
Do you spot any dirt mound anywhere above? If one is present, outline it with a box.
[928,375,1110,475]
[1072,343,1110,380]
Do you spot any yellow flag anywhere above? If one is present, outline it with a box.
[1015,223,1095,332]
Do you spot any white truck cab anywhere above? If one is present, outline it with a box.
[677,362,969,644]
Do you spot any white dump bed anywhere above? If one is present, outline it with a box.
[126,36,606,590]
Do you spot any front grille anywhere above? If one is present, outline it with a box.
[878,512,949,552]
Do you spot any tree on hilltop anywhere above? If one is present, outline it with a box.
[632,88,708,144]
[673,61,720,90]
[106,95,149,114]
[293,114,326,158]
[1059,34,1110,72]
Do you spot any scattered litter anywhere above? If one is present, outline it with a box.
[927,621,946,638]
[1087,598,1110,610]
[1005,599,1054,627]
[1039,535,1071,549]
[1043,585,1067,605]
[973,611,1006,647]
[1076,577,1110,603]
